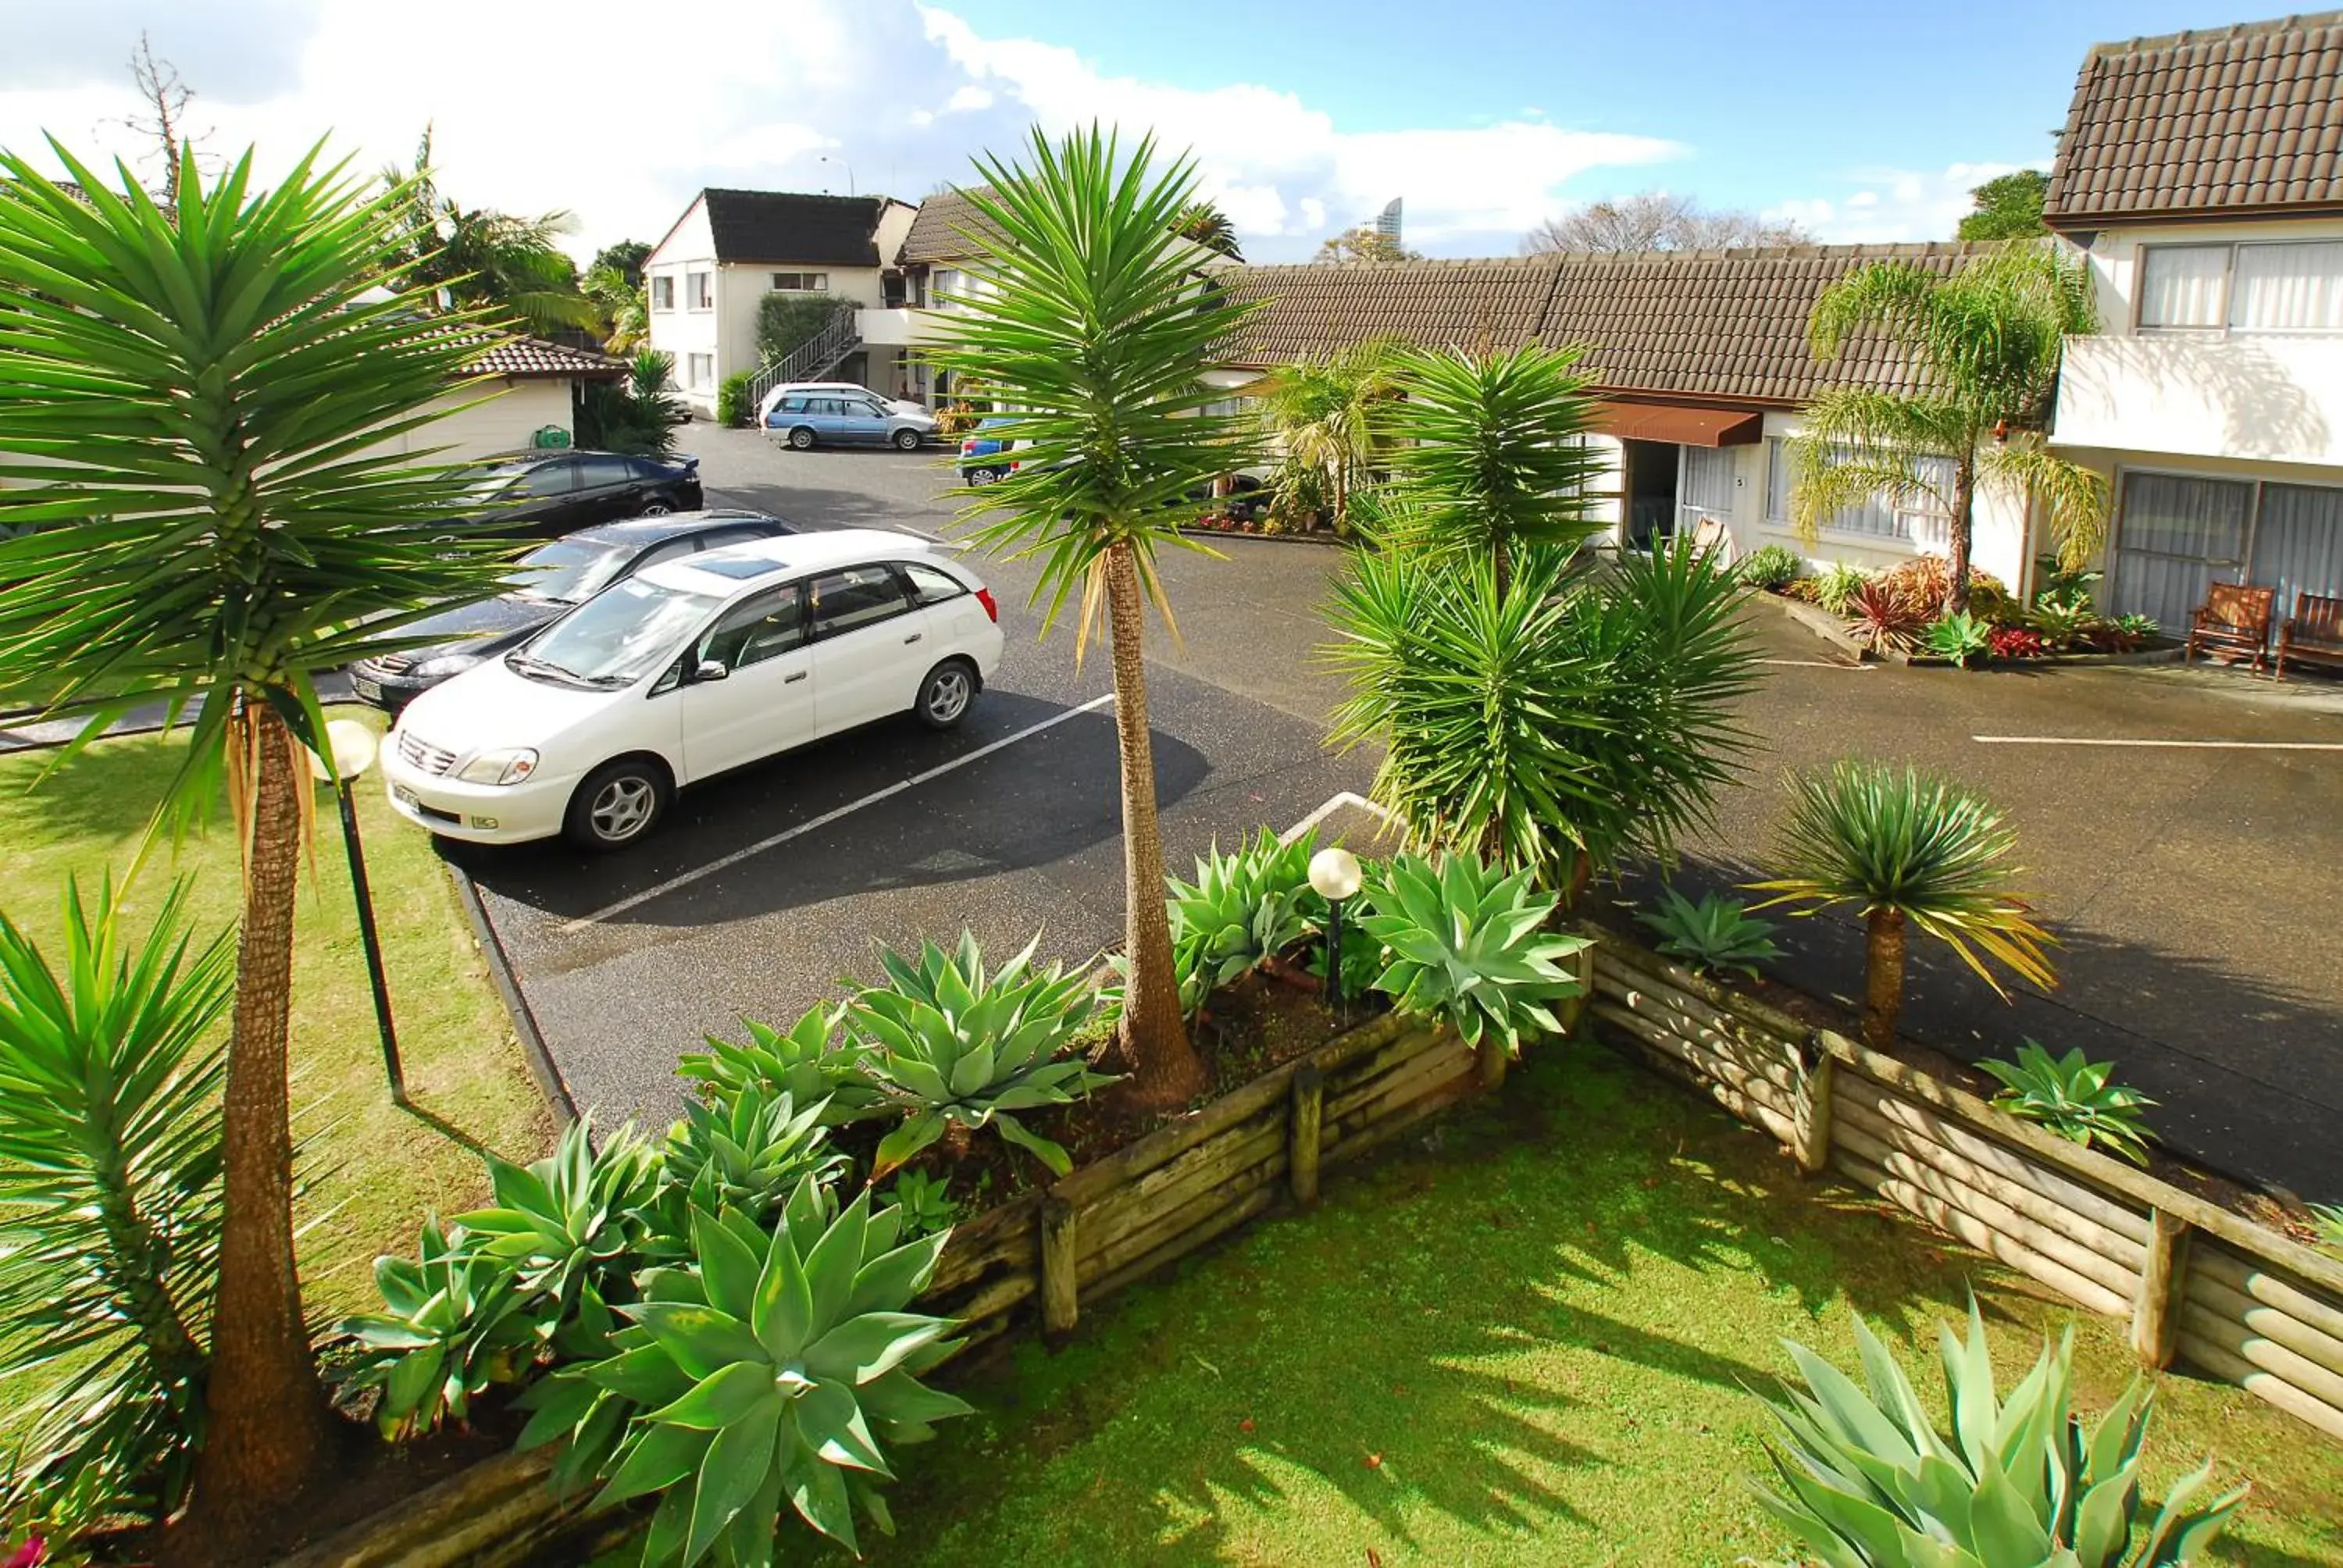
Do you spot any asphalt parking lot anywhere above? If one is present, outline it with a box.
[447,423,2343,1200]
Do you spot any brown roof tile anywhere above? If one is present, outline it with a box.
[898,187,1004,265]
[468,335,628,380]
[1215,256,1560,367]
[2045,12,2343,226]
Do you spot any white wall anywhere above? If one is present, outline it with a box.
[368,379,576,461]
[646,198,719,408]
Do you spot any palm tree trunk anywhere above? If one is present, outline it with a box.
[1863,907,1906,1051]
[1102,542,1209,1110]
[1946,454,1977,615]
[173,703,331,1561]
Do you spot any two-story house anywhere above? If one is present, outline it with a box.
[643,189,919,415]
[2045,13,2343,632]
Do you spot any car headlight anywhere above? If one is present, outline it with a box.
[455,748,539,786]
[408,653,485,680]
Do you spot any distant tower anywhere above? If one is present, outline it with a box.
[1374,198,1403,248]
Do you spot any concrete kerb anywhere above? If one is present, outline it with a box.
[446,857,579,1128]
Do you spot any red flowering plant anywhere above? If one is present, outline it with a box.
[1988,625,2052,661]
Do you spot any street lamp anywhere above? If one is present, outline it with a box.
[819,154,856,197]
[310,718,407,1106]
[1307,846,1364,1009]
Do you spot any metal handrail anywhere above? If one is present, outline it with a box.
[747,302,862,406]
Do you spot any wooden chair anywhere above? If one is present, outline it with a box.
[2277,591,2343,682]
[2184,583,2277,675]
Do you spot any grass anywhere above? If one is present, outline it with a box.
[821,1039,2343,1566]
[0,709,554,1324]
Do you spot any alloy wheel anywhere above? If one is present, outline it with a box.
[590,776,657,842]
[925,665,973,723]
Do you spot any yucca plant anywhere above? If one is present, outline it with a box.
[1637,886,1781,981]
[1165,829,1321,1002]
[1849,579,1931,656]
[0,879,228,1526]
[1924,611,1992,668]
[663,1085,851,1225]
[1359,851,1588,1056]
[454,1119,663,1316]
[678,1006,886,1125]
[336,1220,540,1439]
[849,932,1116,1178]
[1752,1301,2245,1567]
[1751,760,2056,1050]
[518,1183,972,1564]
[1979,1042,2156,1167]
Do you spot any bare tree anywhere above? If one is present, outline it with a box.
[117,32,208,205]
[1523,191,1810,255]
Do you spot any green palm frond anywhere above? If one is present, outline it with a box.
[1981,438,2111,574]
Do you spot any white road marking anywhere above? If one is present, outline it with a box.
[1758,657,1870,669]
[558,691,1119,932]
[1277,789,1398,846]
[1973,735,2343,750]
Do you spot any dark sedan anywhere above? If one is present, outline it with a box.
[457,449,704,535]
[348,510,793,711]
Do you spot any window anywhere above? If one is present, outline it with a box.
[1766,439,1952,547]
[650,274,676,311]
[933,267,963,307]
[699,585,808,670]
[518,459,576,497]
[575,454,637,488]
[686,269,713,310]
[770,272,829,291]
[626,537,702,576]
[2139,246,2228,329]
[808,565,911,638]
[2138,241,2343,333]
[686,354,715,391]
[775,395,809,414]
[900,562,968,606]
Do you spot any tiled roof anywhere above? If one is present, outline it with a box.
[898,187,1003,265]
[1216,243,1996,405]
[468,335,627,380]
[2043,11,2343,226]
[700,189,887,266]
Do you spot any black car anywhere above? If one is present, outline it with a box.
[348,510,793,711]
[457,449,704,535]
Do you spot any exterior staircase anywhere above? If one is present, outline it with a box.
[747,302,862,407]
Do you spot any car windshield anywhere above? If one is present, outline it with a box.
[505,539,629,604]
[512,577,721,689]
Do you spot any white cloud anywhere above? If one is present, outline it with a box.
[0,0,1683,261]
[1766,161,2045,245]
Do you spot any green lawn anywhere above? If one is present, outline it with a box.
[0,711,554,1322]
[831,1040,2343,1566]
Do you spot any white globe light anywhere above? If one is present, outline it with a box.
[1307,845,1364,902]
[310,718,381,782]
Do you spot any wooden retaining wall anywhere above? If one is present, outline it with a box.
[1582,924,2343,1441]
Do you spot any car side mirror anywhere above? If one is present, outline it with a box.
[694,659,729,683]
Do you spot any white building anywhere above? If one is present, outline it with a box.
[376,335,627,461]
[2043,12,2343,633]
[643,189,919,415]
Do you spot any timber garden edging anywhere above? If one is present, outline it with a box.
[1578,920,2343,1442]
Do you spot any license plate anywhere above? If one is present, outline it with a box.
[393,785,420,810]
[352,677,383,702]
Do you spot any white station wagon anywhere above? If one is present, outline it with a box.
[383,529,1004,850]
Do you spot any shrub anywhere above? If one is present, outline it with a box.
[339,1219,542,1439]
[2028,587,2097,648]
[933,400,980,440]
[715,369,755,428]
[664,1085,851,1224]
[850,931,1114,1177]
[1847,579,1931,656]
[1750,1300,2245,1567]
[1359,850,1588,1056]
[1875,554,2010,615]
[754,291,840,364]
[579,351,684,455]
[1980,1040,2156,1166]
[1922,611,1992,667]
[1165,829,1319,1003]
[679,1007,886,1124]
[1988,625,2052,661]
[1813,561,1868,616]
[1736,543,1807,590]
[1751,759,2055,1049]
[1265,457,1329,531]
[1636,886,1781,980]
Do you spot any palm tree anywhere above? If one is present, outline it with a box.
[581,262,648,352]
[925,127,1263,1110]
[381,127,597,334]
[1749,759,2056,1050]
[1173,198,1243,260]
[1257,341,1396,533]
[0,144,512,1558]
[1788,244,2106,615]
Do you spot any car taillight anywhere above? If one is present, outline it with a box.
[975,586,999,622]
[960,438,977,455]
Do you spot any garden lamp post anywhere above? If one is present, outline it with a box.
[311,718,407,1106]
[1307,846,1364,1009]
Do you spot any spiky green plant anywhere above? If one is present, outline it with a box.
[2029,590,2097,650]
[517,1183,972,1565]
[678,1007,886,1125]
[664,1085,851,1225]
[336,1220,540,1440]
[883,1170,959,1241]
[453,1119,663,1316]
[0,879,228,1524]
[849,932,1115,1178]
[2311,1204,2343,1253]
[1979,1042,2156,1167]
[1359,851,1588,1056]
[1750,760,2055,1050]
[1924,611,1993,668]
[1738,543,1809,590]
[1165,829,1321,1001]
[1636,886,1781,981]
[1751,1301,2246,1567]
[1815,561,1870,616]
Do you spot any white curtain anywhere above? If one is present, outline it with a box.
[2230,242,2343,331]
[2139,246,2228,328]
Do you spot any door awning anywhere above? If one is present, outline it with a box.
[1591,399,1765,447]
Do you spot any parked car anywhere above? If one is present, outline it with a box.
[455,450,703,534]
[764,390,936,451]
[382,529,1004,850]
[755,381,925,426]
[347,510,797,713]
[957,418,1019,485]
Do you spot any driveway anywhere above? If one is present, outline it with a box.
[453,425,2343,1201]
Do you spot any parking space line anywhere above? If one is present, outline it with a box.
[1973,735,2343,750]
[1758,658,1870,670]
[558,691,1119,932]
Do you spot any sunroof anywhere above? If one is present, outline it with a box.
[693,553,789,579]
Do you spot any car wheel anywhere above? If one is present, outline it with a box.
[913,658,979,729]
[892,427,922,451]
[966,465,1003,487]
[787,426,817,451]
[564,758,670,850]
[638,497,673,516]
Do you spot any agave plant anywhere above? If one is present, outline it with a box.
[519,1182,972,1563]
[849,931,1116,1177]
[678,1006,886,1124]
[883,1170,959,1241]
[454,1119,664,1313]
[1751,760,2056,1050]
[1636,886,1781,981]
[0,879,229,1523]
[1924,611,1992,668]
[664,1085,852,1225]
[1752,1301,2245,1567]
[337,1220,542,1438]
[1165,829,1321,1000]
[1359,851,1588,1055]
[1979,1042,2156,1167]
